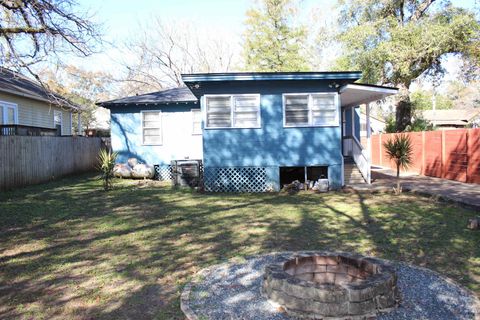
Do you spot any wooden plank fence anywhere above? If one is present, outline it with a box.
[371,128,480,184]
[0,136,103,191]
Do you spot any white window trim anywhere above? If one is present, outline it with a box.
[282,92,340,128]
[70,112,73,135]
[54,110,63,134]
[141,110,162,146]
[0,100,19,124]
[204,94,261,129]
[191,109,202,135]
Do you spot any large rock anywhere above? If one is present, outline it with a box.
[113,163,132,178]
[468,217,480,230]
[127,157,139,168]
[131,163,155,179]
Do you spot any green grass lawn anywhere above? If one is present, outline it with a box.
[0,174,479,320]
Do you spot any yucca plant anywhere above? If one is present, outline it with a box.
[97,149,118,191]
[383,134,413,194]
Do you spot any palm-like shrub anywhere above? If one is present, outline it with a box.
[97,149,118,191]
[383,134,413,194]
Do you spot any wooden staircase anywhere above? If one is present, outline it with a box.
[344,157,367,185]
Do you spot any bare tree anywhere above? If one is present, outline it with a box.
[0,0,101,80]
[119,18,239,94]
[40,64,114,131]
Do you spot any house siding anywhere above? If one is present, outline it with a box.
[200,81,343,190]
[0,92,73,135]
[110,103,202,165]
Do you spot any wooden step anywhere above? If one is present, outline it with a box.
[344,163,366,184]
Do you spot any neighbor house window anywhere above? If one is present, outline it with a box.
[0,101,18,125]
[142,111,162,145]
[283,93,338,127]
[54,110,62,135]
[205,94,260,128]
[192,109,202,135]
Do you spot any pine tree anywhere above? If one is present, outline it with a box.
[242,0,309,72]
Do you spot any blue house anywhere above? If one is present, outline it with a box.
[99,72,397,192]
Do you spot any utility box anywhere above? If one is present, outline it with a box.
[171,160,202,188]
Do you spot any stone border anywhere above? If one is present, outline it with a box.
[262,252,399,319]
[345,184,480,212]
[180,252,480,320]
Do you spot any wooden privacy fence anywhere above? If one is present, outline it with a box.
[371,128,480,184]
[0,136,103,191]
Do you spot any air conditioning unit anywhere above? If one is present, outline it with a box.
[171,160,202,188]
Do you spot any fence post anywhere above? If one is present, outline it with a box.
[421,131,425,175]
[466,129,470,183]
[441,130,446,178]
[379,133,382,167]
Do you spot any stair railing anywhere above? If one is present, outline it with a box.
[344,136,370,184]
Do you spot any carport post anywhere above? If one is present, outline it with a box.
[366,102,372,184]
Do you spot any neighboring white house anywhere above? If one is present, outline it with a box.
[0,67,81,136]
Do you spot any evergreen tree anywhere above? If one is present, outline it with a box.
[242,0,309,72]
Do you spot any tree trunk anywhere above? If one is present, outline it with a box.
[395,84,412,132]
[396,163,401,193]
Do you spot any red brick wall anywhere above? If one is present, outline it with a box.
[370,128,480,184]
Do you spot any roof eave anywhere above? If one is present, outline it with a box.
[181,71,362,83]
[97,100,198,108]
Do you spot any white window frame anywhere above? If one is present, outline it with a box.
[0,101,18,124]
[191,109,202,135]
[204,94,261,129]
[54,110,63,134]
[283,92,339,128]
[141,110,162,146]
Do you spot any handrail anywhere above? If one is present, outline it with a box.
[344,136,370,184]
[0,124,58,136]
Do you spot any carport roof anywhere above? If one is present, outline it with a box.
[339,83,398,107]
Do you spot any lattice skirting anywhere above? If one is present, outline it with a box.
[204,167,268,192]
[154,165,173,181]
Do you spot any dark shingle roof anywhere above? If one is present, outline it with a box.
[0,67,80,110]
[98,87,197,107]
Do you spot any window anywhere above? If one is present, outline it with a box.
[142,111,162,145]
[192,109,202,135]
[205,94,260,128]
[283,93,338,127]
[54,110,62,135]
[0,102,18,124]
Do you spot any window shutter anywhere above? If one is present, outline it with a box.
[233,96,259,127]
[311,94,337,126]
[142,111,162,145]
[206,96,231,127]
[192,109,202,134]
[285,95,309,126]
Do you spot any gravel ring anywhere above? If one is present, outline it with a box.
[181,252,480,320]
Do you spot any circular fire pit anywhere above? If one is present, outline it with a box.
[262,252,399,319]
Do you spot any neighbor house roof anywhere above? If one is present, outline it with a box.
[422,109,480,126]
[0,67,80,111]
[98,87,198,107]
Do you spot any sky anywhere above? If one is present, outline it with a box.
[71,0,478,82]
[71,0,336,73]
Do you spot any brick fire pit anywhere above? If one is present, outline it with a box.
[262,252,399,319]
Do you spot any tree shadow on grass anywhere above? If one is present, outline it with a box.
[0,177,478,320]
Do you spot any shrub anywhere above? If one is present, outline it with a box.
[383,134,413,194]
[97,149,118,191]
